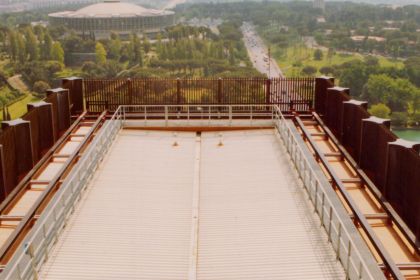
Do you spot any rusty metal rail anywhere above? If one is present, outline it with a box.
[0,111,106,269]
[295,114,420,280]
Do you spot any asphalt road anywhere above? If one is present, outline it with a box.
[241,22,284,78]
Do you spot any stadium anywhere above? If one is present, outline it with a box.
[48,0,175,38]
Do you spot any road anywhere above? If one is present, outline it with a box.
[162,0,186,10]
[241,22,284,78]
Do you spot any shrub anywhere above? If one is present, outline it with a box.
[32,80,51,95]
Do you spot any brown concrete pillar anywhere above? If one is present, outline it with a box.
[2,119,33,193]
[62,77,83,114]
[27,101,55,159]
[325,86,350,140]
[342,100,369,161]
[385,139,420,241]
[0,145,7,202]
[314,76,334,116]
[359,117,397,191]
[47,88,71,135]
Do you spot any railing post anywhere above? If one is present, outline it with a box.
[176,78,181,105]
[218,77,222,104]
[265,78,271,105]
[127,78,133,105]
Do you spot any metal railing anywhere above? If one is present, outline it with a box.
[0,109,124,280]
[272,107,384,280]
[0,105,382,280]
[121,104,275,121]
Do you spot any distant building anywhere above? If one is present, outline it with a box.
[313,0,325,12]
[48,0,175,39]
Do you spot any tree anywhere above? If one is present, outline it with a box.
[95,42,107,64]
[33,80,51,95]
[25,28,39,61]
[362,75,415,112]
[7,31,18,61]
[301,65,317,76]
[41,32,53,60]
[51,42,65,64]
[143,36,151,54]
[313,49,323,61]
[16,33,26,64]
[391,112,408,127]
[108,36,121,61]
[339,60,368,97]
[369,103,391,119]
[404,57,420,87]
[130,34,142,65]
[320,66,334,75]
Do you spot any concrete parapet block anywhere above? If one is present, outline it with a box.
[1,119,33,192]
[47,88,71,134]
[359,116,395,191]
[325,86,350,140]
[27,101,55,158]
[342,100,369,160]
[62,77,83,113]
[314,76,335,116]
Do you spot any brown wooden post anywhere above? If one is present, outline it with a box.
[176,78,181,105]
[342,100,369,161]
[384,139,420,241]
[27,101,54,157]
[325,86,350,140]
[2,119,33,191]
[265,78,271,105]
[47,88,71,133]
[315,76,335,116]
[62,77,83,114]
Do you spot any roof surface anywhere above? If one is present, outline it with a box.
[39,129,345,279]
[49,1,174,19]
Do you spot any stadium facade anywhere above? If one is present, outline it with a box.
[48,0,175,39]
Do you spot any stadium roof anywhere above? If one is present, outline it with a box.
[49,0,174,19]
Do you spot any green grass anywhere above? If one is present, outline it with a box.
[0,93,40,120]
[272,44,404,76]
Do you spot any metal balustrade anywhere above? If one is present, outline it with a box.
[0,105,381,280]
[273,107,383,280]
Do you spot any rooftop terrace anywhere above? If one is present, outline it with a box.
[0,77,417,279]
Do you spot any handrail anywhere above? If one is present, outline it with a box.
[272,107,385,280]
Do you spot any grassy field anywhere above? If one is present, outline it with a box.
[0,93,40,120]
[272,44,404,77]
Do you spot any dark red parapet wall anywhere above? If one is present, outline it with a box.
[0,88,73,201]
[385,140,420,241]
[62,77,83,114]
[342,100,369,161]
[360,117,397,191]
[314,77,420,242]
[324,87,350,140]
[314,76,335,116]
